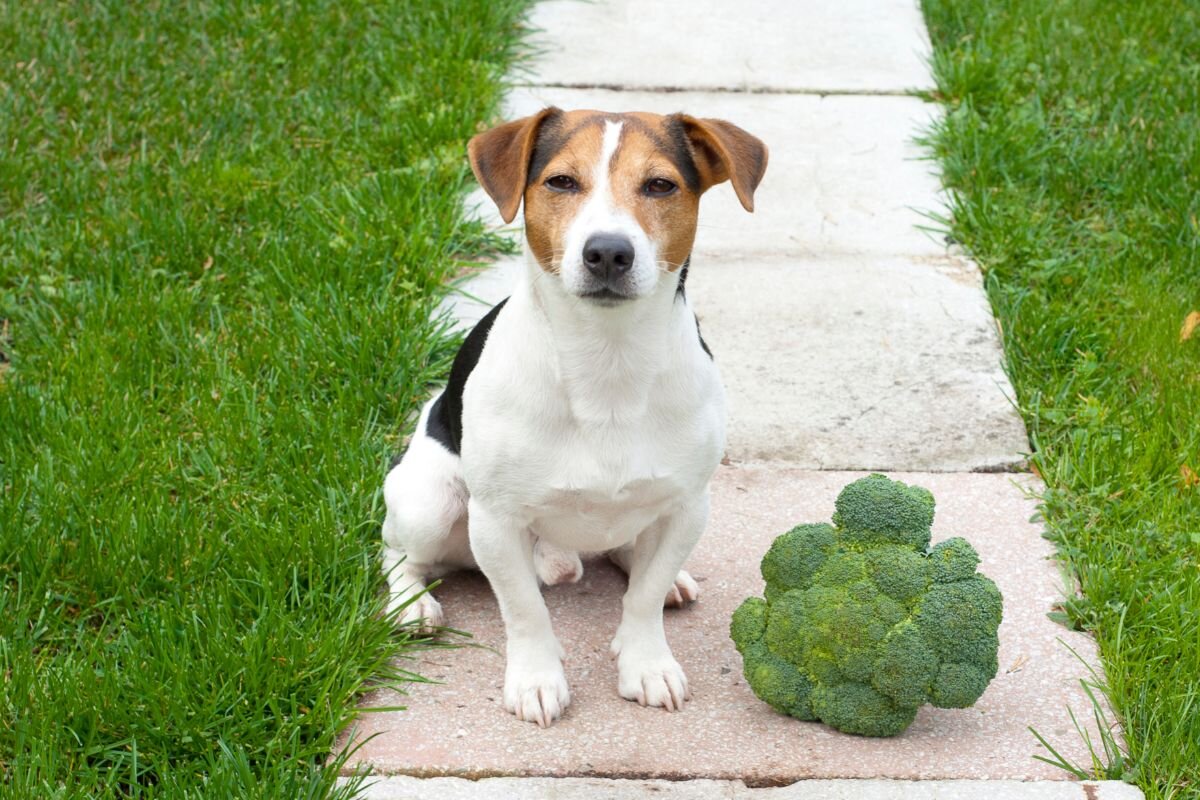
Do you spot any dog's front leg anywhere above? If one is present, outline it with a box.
[611,495,709,711]
[468,498,569,727]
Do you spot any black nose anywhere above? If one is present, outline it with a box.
[582,233,635,282]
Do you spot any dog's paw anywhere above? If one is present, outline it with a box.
[391,592,444,634]
[533,538,584,586]
[664,569,700,608]
[503,650,570,727]
[616,645,690,711]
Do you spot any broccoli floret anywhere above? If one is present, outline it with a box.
[730,596,768,653]
[872,621,938,709]
[930,662,994,709]
[732,597,817,719]
[760,523,835,602]
[811,682,918,738]
[833,473,935,550]
[739,641,817,720]
[732,474,1002,737]
[866,545,932,603]
[914,577,1003,666]
[929,537,981,583]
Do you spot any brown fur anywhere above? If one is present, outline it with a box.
[468,107,561,224]
[614,115,701,272]
[675,115,768,212]
[523,115,606,272]
[468,109,768,274]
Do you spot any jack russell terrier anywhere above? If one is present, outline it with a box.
[381,107,767,726]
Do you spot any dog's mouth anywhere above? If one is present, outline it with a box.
[579,287,633,306]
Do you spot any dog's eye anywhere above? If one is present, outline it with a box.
[545,175,579,192]
[644,178,677,197]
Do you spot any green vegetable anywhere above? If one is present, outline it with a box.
[731,474,1003,737]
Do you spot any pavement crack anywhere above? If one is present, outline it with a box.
[517,80,925,98]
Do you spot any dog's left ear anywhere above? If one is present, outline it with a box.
[677,116,768,212]
[468,107,561,224]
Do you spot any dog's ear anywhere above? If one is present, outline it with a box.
[468,107,561,224]
[677,116,768,212]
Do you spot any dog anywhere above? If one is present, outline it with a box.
[381,107,767,726]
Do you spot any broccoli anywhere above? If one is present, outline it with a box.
[730,474,1002,737]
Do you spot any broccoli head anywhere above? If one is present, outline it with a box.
[730,474,1002,737]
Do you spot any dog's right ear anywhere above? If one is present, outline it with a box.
[468,107,561,224]
[676,115,768,213]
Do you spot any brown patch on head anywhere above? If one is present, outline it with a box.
[674,115,769,212]
[470,108,767,275]
[522,110,608,272]
[608,114,704,272]
[468,107,561,225]
[523,110,711,274]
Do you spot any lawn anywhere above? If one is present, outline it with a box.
[0,1,528,796]
[921,1,1200,797]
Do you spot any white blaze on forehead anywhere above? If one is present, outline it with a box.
[592,120,624,207]
[556,117,660,299]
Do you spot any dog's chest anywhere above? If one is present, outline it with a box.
[459,291,724,548]
[465,368,722,550]
[520,421,707,551]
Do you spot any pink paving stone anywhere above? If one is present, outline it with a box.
[339,468,1109,784]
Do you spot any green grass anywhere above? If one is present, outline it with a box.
[920,1,1200,796]
[0,1,529,796]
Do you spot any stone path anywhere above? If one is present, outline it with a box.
[352,777,1142,800]
[341,1,1139,797]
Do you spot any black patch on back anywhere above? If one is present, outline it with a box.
[426,298,510,455]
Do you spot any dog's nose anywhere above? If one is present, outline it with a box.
[582,233,635,281]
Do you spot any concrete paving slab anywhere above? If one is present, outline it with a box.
[469,88,948,260]
[687,256,1028,470]
[523,0,931,94]
[340,470,1111,783]
[346,776,1142,800]
[346,775,733,799]
[438,255,1028,472]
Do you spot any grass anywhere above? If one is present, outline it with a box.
[920,1,1200,796]
[0,1,529,796]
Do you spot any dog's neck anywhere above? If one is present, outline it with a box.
[521,254,689,425]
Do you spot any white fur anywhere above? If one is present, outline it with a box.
[381,119,725,725]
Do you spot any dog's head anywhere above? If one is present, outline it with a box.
[469,108,767,306]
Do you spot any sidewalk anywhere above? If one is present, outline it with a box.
[341,1,1138,796]
[352,777,1142,800]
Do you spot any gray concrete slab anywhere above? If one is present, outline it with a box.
[347,776,1142,800]
[438,254,1028,472]
[346,776,733,799]
[469,88,948,259]
[687,255,1028,470]
[340,470,1115,784]
[523,0,931,93]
